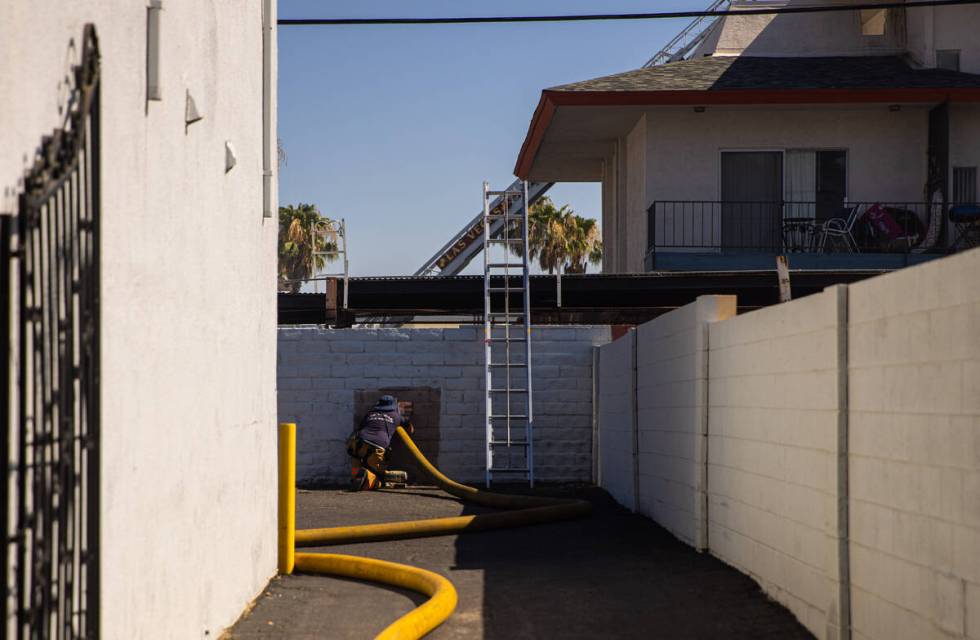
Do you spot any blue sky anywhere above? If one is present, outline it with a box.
[278,1,706,275]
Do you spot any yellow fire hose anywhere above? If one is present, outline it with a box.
[277,423,591,640]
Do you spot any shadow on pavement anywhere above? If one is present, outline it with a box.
[453,486,813,639]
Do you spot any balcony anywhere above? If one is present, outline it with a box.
[645,201,979,271]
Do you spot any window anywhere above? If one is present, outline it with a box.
[785,150,847,221]
[861,8,887,36]
[953,167,977,204]
[936,50,961,72]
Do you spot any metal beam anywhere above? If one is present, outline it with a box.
[279,270,886,326]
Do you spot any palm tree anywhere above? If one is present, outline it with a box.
[564,215,603,274]
[507,197,602,274]
[278,203,339,293]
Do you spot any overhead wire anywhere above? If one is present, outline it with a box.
[279,0,980,26]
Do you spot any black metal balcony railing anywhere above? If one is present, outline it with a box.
[646,201,960,255]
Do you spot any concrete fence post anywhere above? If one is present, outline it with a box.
[630,328,640,513]
[592,345,600,486]
[695,305,710,552]
[833,285,851,640]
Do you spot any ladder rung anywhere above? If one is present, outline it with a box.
[489,362,527,367]
[487,262,525,269]
[487,190,522,196]
[489,440,529,446]
[488,287,525,292]
[488,468,530,473]
[488,337,527,342]
[489,414,529,419]
[489,388,529,393]
[487,238,524,243]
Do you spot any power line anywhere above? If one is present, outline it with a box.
[279,0,980,26]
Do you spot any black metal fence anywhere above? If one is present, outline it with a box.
[647,200,950,255]
[4,25,101,639]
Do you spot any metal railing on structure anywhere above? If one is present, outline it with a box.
[646,200,963,256]
[642,0,728,67]
[4,24,101,640]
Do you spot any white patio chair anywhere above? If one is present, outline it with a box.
[818,203,865,253]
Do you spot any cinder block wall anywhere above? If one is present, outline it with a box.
[637,296,735,549]
[847,248,980,640]
[708,288,845,639]
[278,326,609,485]
[597,333,636,509]
[595,247,980,640]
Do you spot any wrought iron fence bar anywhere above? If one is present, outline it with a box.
[8,24,100,640]
[1,213,11,638]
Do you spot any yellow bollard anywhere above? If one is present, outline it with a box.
[278,422,296,574]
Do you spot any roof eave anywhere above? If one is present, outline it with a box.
[514,86,980,180]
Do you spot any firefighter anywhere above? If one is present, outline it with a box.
[347,395,413,491]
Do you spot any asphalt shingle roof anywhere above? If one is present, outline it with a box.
[548,56,980,93]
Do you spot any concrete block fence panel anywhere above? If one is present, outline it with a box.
[597,331,636,509]
[847,246,980,640]
[590,248,980,640]
[277,326,610,485]
[635,295,736,548]
[708,287,845,640]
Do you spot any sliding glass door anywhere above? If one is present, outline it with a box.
[721,151,783,250]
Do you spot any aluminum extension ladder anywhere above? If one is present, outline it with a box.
[482,181,534,487]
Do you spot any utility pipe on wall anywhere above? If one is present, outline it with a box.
[262,0,274,218]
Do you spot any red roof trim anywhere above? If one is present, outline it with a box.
[514,87,980,179]
[514,94,556,179]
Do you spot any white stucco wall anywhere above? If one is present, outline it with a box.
[645,106,930,204]
[951,105,980,198]
[603,105,939,271]
[708,1,906,59]
[601,155,619,273]
[906,5,980,72]
[1,2,279,638]
[626,116,649,274]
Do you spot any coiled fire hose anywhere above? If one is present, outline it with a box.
[278,424,591,640]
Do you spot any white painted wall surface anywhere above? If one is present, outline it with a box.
[709,1,906,58]
[597,332,636,509]
[626,116,648,274]
[631,105,930,271]
[646,106,929,204]
[847,247,980,640]
[1,2,279,638]
[601,156,619,273]
[906,5,980,72]
[708,289,845,639]
[635,296,736,549]
[278,326,609,485]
